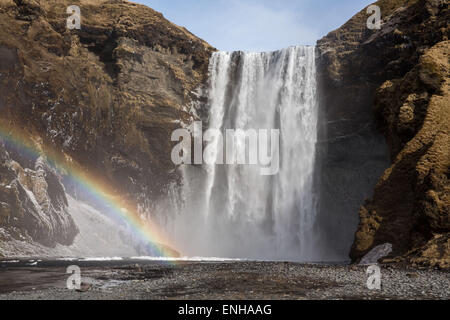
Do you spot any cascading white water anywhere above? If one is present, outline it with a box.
[165,46,319,261]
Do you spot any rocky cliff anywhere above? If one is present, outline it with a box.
[0,0,214,197]
[0,0,214,254]
[0,140,77,255]
[317,0,449,268]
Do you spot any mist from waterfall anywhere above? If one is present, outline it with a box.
[164,46,320,261]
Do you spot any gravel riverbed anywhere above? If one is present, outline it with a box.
[0,260,448,300]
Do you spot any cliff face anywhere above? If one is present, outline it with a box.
[0,0,214,253]
[317,0,449,267]
[0,0,213,197]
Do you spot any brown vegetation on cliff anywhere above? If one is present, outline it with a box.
[0,0,214,253]
[318,0,449,268]
[359,39,449,269]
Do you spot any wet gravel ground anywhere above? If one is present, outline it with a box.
[0,260,448,300]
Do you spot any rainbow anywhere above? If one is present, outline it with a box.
[0,121,180,261]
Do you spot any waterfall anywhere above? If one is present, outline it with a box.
[165,46,319,261]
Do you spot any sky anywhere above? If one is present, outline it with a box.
[135,0,375,52]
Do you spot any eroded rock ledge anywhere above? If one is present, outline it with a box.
[0,140,77,254]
